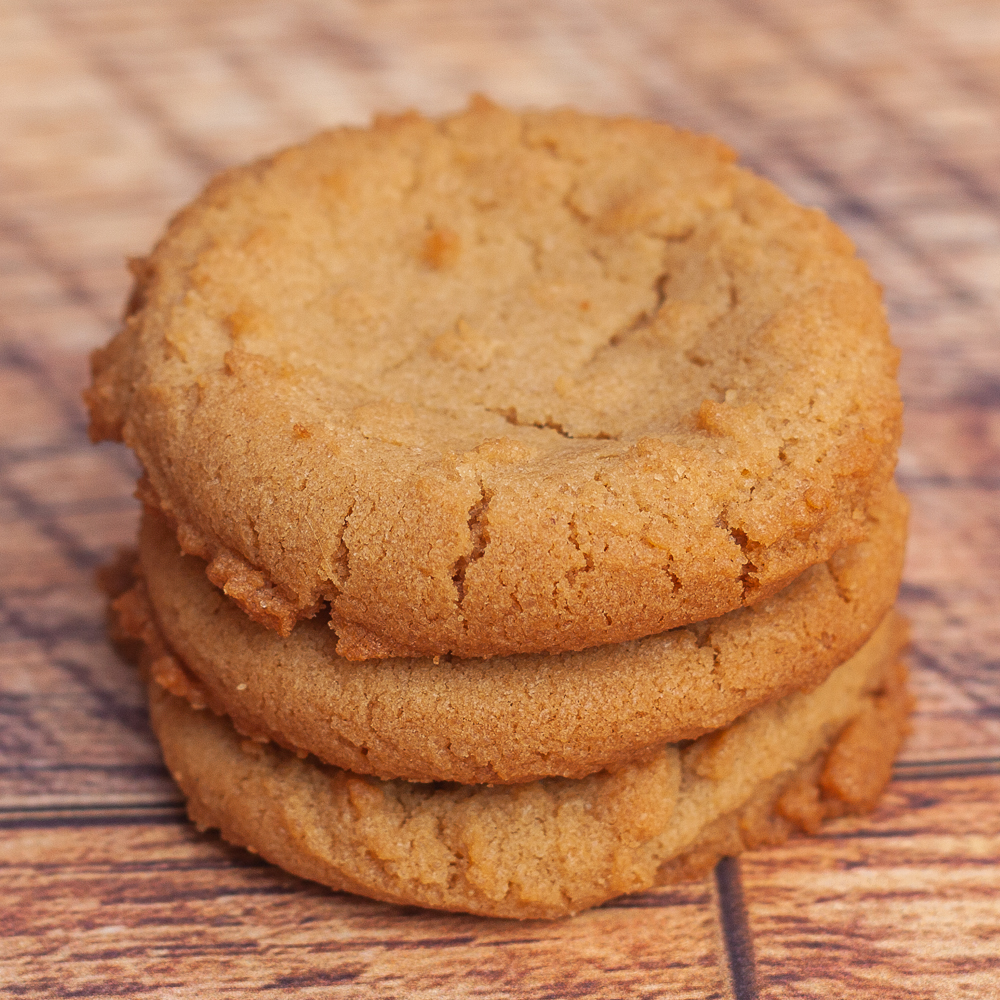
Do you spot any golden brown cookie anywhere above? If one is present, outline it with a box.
[149,610,909,919]
[88,98,902,660]
[126,483,906,784]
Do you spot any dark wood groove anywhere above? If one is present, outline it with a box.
[0,343,94,439]
[0,489,138,520]
[43,655,154,736]
[0,441,104,466]
[893,758,1000,780]
[0,477,117,574]
[295,14,389,74]
[0,805,185,831]
[895,474,1000,489]
[904,646,1000,713]
[715,857,759,1000]
[0,984,177,1000]
[0,219,110,326]
[0,764,170,780]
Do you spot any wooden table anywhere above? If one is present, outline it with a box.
[2,1,998,995]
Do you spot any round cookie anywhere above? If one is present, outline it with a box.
[149,611,910,919]
[125,483,907,784]
[88,98,902,660]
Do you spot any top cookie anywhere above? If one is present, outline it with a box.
[87,98,902,659]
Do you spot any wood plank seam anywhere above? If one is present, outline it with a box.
[715,856,760,1000]
[0,804,185,831]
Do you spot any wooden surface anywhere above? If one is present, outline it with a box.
[1,0,999,996]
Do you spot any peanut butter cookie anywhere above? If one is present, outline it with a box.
[125,484,906,783]
[88,99,901,659]
[148,611,909,918]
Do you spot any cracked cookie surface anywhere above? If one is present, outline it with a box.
[148,610,910,919]
[88,98,902,658]
[125,484,906,784]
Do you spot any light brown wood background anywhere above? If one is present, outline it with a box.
[1,0,999,996]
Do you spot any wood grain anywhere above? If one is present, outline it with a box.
[0,0,998,995]
[742,775,1000,999]
[0,822,729,999]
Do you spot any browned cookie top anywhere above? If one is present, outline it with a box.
[88,98,902,658]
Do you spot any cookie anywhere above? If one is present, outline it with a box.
[149,610,910,919]
[87,98,902,660]
[125,482,907,784]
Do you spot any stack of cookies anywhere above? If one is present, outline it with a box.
[89,99,909,919]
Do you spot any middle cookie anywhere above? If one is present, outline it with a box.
[126,483,906,785]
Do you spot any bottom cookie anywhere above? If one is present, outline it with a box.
[149,611,909,920]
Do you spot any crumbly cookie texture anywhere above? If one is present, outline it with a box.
[88,98,902,659]
[124,483,906,784]
[148,611,909,919]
